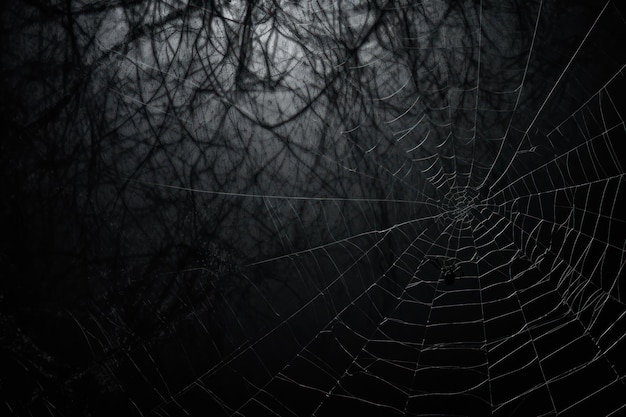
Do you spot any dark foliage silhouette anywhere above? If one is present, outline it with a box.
[1,1,625,416]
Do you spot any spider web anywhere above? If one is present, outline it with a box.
[1,0,625,416]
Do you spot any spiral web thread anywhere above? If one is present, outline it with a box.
[2,0,625,416]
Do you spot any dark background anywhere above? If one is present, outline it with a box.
[1,1,625,416]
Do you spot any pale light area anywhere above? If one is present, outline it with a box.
[95,7,129,52]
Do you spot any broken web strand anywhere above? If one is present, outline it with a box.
[232,208,450,408]
[301,222,460,416]
[147,200,445,415]
[214,217,445,415]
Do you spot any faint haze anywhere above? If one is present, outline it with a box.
[1,1,624,416]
